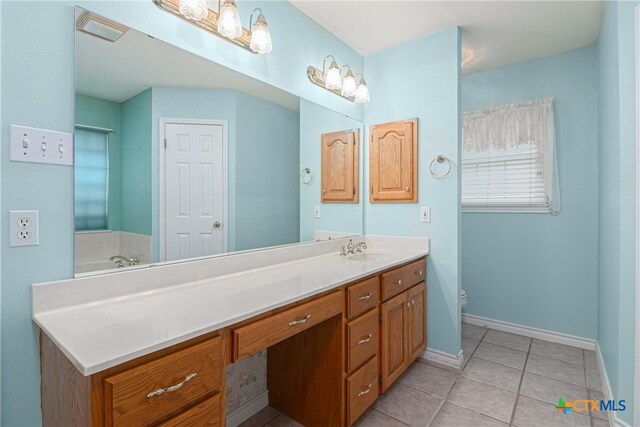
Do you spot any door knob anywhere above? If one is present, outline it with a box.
[213,221,222,229]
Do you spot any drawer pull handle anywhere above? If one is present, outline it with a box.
[146,373,197,398]
[357,384,372,397]
[288,314,311,326]
[358,334,373,344]
[415,270,423,275]
[394,280,402,285]
[407,299,416,308]
[358,292,373,301]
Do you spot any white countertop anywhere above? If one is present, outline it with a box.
[32,235,429,376]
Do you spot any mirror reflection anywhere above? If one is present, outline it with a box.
[74,10,363,276]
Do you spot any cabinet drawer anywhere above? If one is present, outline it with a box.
[346,309,379,373]
[346,277,379,320]
[105,336,223,427]
[233,291,342,360]
[381,258,426,301]
[158,393,221,427]
[346,355,379,426]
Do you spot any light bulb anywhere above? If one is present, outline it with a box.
[250,14,272,54]
[325,60,342,90]
[341,70,357,97]
[355,78,370,103]
[218,0,243,39]
[179,0,209,21]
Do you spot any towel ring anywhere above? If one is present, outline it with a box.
[300,167,314,185]
[429,155,452,179]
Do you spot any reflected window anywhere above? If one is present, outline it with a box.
[74,128,109,230]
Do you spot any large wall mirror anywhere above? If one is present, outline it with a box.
[74,8,364,276]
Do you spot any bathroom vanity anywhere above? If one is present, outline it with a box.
[34,236,428,427]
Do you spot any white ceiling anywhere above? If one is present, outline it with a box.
[76,26,300,110]
[289,1,605,74]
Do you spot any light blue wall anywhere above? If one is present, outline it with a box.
[0,1,364,424]
[1,3,75,426]
[597,1,637,424]
[235,93,299,251]
[75,94,123,231]
[299,99,364,241]
[461,47,600,339]
[363,28,462,356]
[121,89,153,236]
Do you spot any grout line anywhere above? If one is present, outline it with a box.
[508,334,532,426]
[369,408,410,426]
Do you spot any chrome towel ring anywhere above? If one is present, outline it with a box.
[429,155,452,179]
[300,167,314,185]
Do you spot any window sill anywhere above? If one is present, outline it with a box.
[462,206,550,214]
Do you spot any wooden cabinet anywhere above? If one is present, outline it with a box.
[321,129,359,203]
[369,119,418,203]
[380,281,427,392]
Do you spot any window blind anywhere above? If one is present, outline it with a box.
[74,128,109,230]
[462,98,559,213]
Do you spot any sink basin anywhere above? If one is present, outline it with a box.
[347,252,392,263]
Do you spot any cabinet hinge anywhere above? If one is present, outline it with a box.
[164,139,167,149]
[353,187,356,196]
[371,186,374,195]
[379,314,383,323]
[379,375,383,385]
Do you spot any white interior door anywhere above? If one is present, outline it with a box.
[164,122,225,261]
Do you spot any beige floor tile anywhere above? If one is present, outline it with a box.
[399,361,457,397]
[373,382,442,426]
[587,366,604,391]
[530,339,584,365]
[483,330,531,352]
[474,342,528,369]
[353,409,407,426]
[583,350,598,371]
[462,357,522,392]
[525,354,586,387]
[462,323,488,340]
[264,413,304,427]
[592,417,611,427]
[447,377,517,423]
[512,395,590,426]
[431,402,507,427]
[462,337,480,358]
[519,372,587,405]
[588,389,609,421]
[239,406,281,427]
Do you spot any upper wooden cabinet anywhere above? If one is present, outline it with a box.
[321,129,360,203]
[369,119,418,203]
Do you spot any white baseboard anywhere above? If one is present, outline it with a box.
[596,344,632,427]
[462,314,596,350]
[226,390,269,427]
[419,347,463,370]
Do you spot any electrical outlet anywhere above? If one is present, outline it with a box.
[10,210,39,247]
[420,206,431,223]
[314,206,321,218]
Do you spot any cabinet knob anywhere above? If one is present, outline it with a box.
[415,270,423,276]
[322,189,326,194]
[394,279,402,285]
[404,186,410,192]
[213,221,222,229]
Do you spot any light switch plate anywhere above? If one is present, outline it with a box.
[9,210,39,247]
[421,206,431,223]
[314,206,321,218]
[10,125,73,166]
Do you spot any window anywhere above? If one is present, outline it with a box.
[74,128,109,230]
[462,97,560,214]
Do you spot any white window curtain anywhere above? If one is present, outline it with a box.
[462,97,560,214]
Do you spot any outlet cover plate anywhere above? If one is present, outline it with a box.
[10,125,73,166]
[9,210,39,247]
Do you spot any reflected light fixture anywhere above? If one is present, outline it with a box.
[249,8,272,54]
[76,11,129,43]
[178,0,208,21]
[462,48,475,68]
[307,56,369,103]
[218,0,243,39]
[153,0,273,54]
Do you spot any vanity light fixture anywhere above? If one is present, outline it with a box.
[307,56,370,103]
[153,0,273,54]
[462,48,475,67]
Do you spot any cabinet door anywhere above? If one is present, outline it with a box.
[369,119,418,203]
[407,283,427,361]
[321,129,359,203]
[380,292,408,391]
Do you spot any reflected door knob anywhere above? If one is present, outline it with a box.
[213,221,222,229]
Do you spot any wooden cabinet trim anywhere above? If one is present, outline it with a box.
[321,128,360,203]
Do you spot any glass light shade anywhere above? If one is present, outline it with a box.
[341,71,357,97]
[355,79,370,103]
[325,61,342,90]
[179,0,209,21]
[250,15,272,54]
[218,0,243,39]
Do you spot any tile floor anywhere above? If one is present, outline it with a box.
[239,324,608,427]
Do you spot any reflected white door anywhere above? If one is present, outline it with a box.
[164,122,225,261]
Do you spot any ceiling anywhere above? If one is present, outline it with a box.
[289,1,605,74]
[76,25,300,110]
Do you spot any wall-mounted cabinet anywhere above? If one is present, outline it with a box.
[321,129,360,203]
[369,119,418,203]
